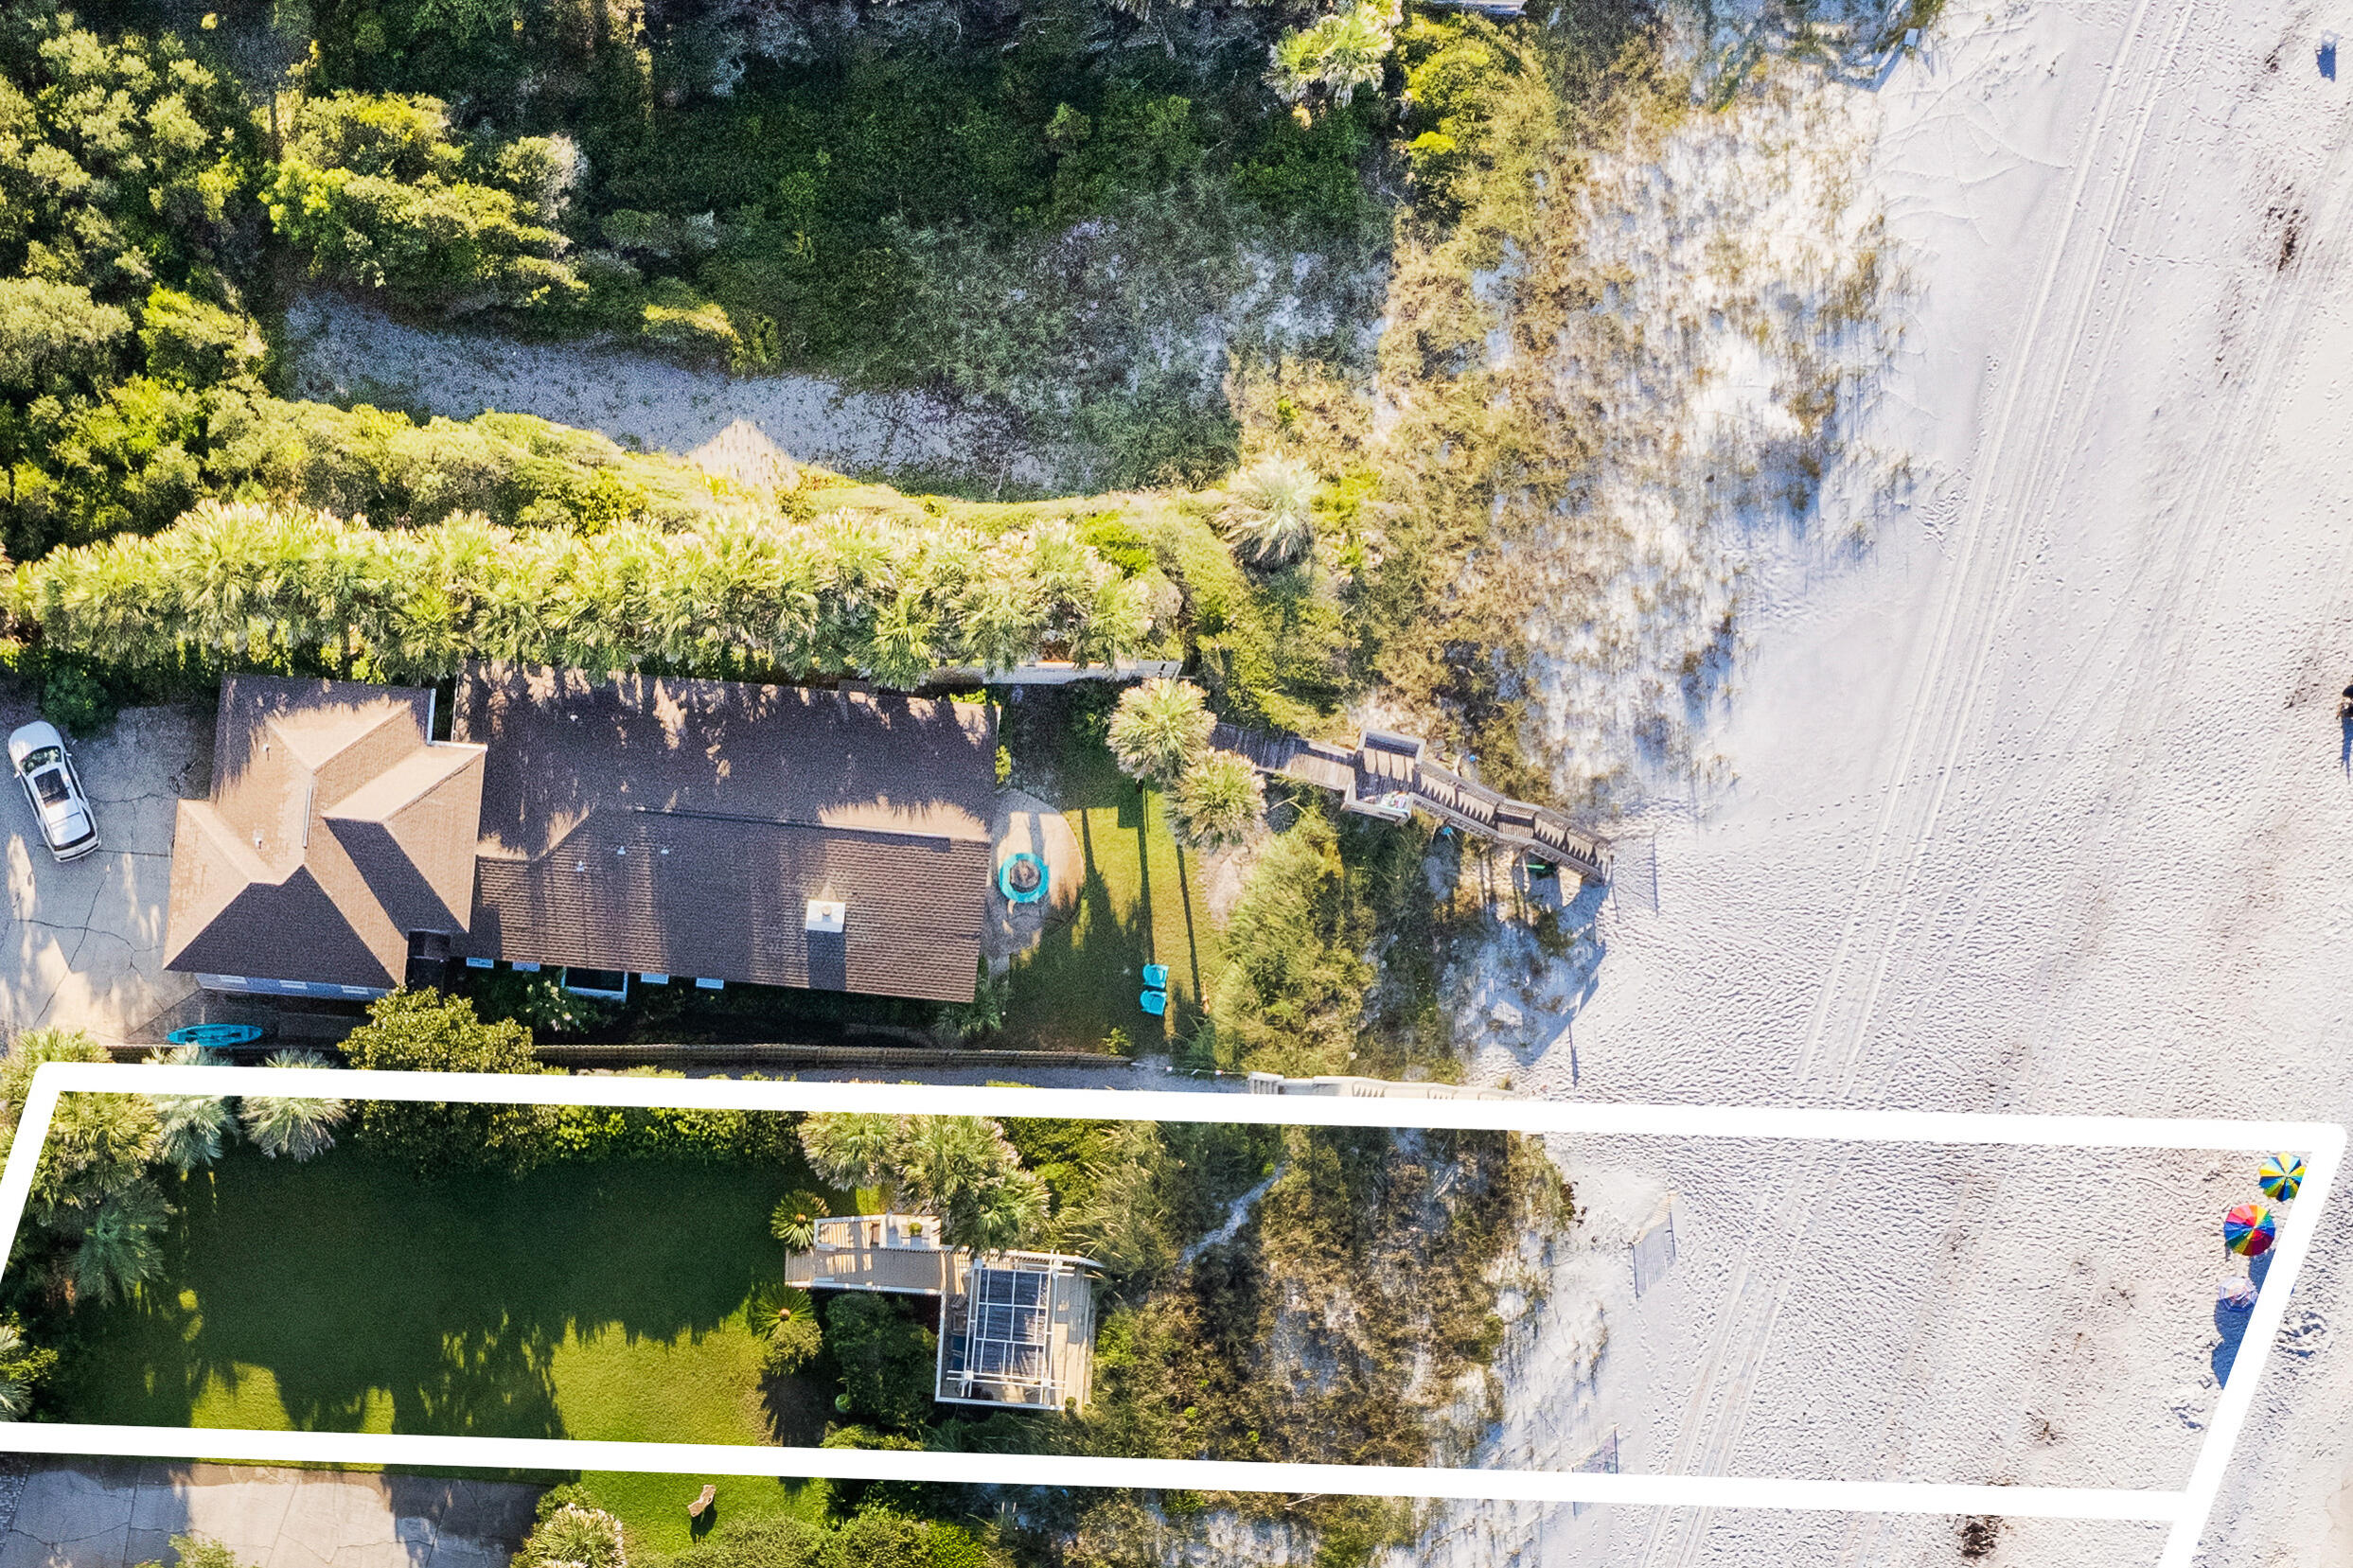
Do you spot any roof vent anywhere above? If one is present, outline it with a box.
[805,899,845,934]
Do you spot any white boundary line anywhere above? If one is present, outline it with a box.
[0,1063,2334,1564]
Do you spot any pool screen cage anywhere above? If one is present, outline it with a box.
[940,1257,1067,1403]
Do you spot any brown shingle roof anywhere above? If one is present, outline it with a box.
[454,663,996,1003]
[164,677,487,990]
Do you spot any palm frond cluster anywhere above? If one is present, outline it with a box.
[0,1031,351,1320]
[799,1112,1048,1254]
[13,501,1157,687]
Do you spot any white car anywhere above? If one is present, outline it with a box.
[8,721,98,862]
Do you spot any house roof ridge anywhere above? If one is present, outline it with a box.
[320,737,487,823]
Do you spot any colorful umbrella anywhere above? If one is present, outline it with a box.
[2259,1154,2306,1202]
[2223,1204,2277,1258]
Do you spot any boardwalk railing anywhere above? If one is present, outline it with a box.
[1212,723,1612,885]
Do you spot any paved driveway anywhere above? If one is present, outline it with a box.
[0,703,204,1043]
[0,1461,537,1568]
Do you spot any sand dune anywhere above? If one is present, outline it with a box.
[1437,2,2353,1564]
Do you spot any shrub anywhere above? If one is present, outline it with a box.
[639,280,741,367]
[0,280,130,399]
[932,963,1007,1044]
[764,1310,823,1378]
[39,661,116,737]
[822,1510,989,1568]
[268,94,582,317]
[514,1505,624,1568]
[471,972,613,1038]
[152,1537,248,1568]
[648,1516,825,1568]
[138,288,266,389]
[0,1315,57,1419]
[824,1294,937,1431]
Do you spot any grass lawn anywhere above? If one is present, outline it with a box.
[576,1469,831,1556]
[52,1144,836,1551]
[1000,698,1223,1052]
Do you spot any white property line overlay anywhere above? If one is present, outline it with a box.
[0,1063,2334,1566]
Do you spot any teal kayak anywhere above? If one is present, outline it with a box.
[165,1023,263,1049]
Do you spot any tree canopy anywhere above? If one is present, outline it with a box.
[340,989,554,1177]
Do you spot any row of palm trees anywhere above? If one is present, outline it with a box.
[11,501,1157,688]
[1,1031,350,1334]
[1107,677,1266,847]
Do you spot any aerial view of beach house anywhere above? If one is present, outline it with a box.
[0,2,2346,1567]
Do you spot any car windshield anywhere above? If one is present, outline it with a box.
[30,767,71,806]
[18,746,59,776]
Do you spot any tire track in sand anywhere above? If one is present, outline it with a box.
[1635,5,2210,1562]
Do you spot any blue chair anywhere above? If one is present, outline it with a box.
[1141,963,1169,989]
[1140,990,1167,1017]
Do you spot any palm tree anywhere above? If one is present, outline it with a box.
[239,1050,348,1161]
[897,1115,999,1214]
[1267,2,1392,109]
[956,1168,1048,1254]
[797,1112,898,1193]
[72,1179,169,1305]
[1172,751,1265,848]
[1106,678,1214,786]
[144,1043,232,1172]
[1219,455,1319,569]
[770,1190,829,1252]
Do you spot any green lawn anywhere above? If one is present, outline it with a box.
[1001,719,1223,1052]
[576,1469,832,1556]
[54,1145,837,1549]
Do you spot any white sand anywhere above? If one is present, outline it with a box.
[1428,1,2353,1563]
[283,296,1073,492]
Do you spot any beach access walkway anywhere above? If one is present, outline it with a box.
[1211,724,1612,885]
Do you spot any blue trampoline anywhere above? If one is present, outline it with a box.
[997,853,1048,904]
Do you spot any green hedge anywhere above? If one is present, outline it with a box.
[10,500,1152,686]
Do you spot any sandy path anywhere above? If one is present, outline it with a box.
[1432,2,2353,1564]
[284,296,1075,493]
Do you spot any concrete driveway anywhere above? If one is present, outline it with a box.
[0,702,204,1043]
[0,1461,537,1568]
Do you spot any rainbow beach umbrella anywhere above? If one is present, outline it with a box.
[2259,1154,2306,1202]
[2223,1204,2277,1258]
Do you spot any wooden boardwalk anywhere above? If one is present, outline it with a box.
[1212,724,1612,885]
